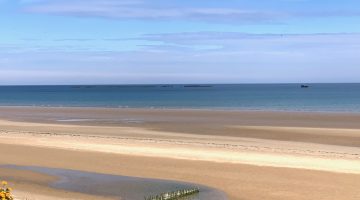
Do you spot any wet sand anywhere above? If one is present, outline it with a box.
[1,106,360,147]
[0,107,359,199]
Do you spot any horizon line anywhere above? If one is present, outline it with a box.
[0,82,359,86]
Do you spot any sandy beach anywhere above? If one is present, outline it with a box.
[0,107,359,200]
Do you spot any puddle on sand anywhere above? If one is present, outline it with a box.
[3,165,228,200]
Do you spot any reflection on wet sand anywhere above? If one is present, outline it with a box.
[2,165,227,200]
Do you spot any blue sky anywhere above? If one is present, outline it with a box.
[1,0,360,84]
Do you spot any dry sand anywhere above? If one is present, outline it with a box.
[0,107,359,200]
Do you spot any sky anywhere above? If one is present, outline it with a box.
[1,0,360,85]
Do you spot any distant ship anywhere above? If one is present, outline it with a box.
[301,84,309,88]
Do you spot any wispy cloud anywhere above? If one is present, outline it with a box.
[135,32,360,52]
[2,0,360,84]
[18,0,285,23]
[15,0,360,23]
[1,32,360,83]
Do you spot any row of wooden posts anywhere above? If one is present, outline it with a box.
[144,188,200,200]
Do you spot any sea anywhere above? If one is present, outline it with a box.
[0,83,360,112]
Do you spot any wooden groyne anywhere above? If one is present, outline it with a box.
[144,188,200,200]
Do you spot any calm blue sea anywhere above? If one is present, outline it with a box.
[0,84,360,112]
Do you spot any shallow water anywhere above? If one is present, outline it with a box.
[3,165,228,200]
